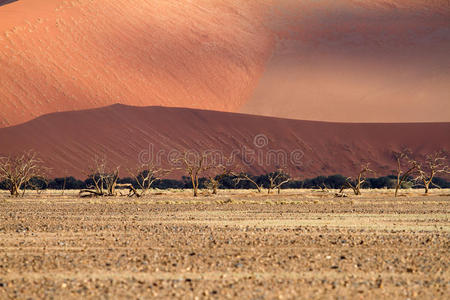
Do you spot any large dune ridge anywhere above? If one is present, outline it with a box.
[0,104,448,180]
[0,0,449,127]
[0,0,273,127]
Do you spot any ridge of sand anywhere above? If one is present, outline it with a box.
[1,1,449,127]
[0,104,448,179]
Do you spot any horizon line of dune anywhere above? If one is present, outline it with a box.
[0,0,449,126]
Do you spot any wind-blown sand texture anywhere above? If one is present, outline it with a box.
[0,0,449,127]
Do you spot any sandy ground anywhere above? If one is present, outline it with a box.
[0,189,448,299]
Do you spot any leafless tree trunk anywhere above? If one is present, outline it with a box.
[232,172,262,193]
[267,168,290,194]
[62,176,67,196]
[26,177,48,195]
[80,156,120,197]
[339,163,373,196]
[177,152,212,197]
[128,163,171,197]
[209,178,219,195]
[413,150,449,194]
[393,150,417,197]
[205,165,233,195]
[0,151,46,197]
[105,168,119,196]
[116,183,140,197]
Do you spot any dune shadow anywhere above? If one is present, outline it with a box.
[0,0,18,7]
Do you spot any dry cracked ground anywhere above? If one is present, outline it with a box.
[0,189,449,299]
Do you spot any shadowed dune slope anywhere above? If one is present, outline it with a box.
[0,0,449,127]
[0,104,448,179]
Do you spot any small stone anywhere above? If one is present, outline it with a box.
[376,277,383,288]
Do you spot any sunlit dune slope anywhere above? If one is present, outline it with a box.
[0,0,449,127]
[0,0,272,127]
[0,104,448,179]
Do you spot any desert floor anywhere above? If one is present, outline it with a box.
[0,189,449,299]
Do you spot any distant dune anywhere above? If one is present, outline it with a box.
[240,0,450,122]
[0,0,449,127]
[0,104,448,179]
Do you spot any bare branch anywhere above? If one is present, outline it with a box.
[231,170,263,193]
[391,149,418,197]
[128,163,172,197]
[267,168,290,194]
[176,151,214,197]
[412,150,449,194]
[0,151,47,197]
[80,155,120,197]
[339,163,374,196]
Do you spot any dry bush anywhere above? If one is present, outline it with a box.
[79,156,119,197]
[339,163,374,196]
[0,150,46,197]
[393,149,417,197]
[413,150,449,194]
[177,151,214,197]
[266,168,290,194]
[232,171,263,193]
[126,163,171,197]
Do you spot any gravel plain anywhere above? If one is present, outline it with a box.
[0,189,449,299]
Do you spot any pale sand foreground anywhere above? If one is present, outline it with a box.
[0,189,448,299]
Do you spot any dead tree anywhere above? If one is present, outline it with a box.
[26,176,49,195]
[80,156,120,197]
[339,163,373,196]
[232,171,263,193]
[116,183,140,197]
[205,165,234,195]
[393,150,417,197]
[413,151,449,194]
[61,176,67,196]
[178,152,212,197]
[105,168,120,196]
[128,163,171,197]
[206,175,220,195]
[267,168,291,194]
[320,183,331,193]
[0,151,46,197]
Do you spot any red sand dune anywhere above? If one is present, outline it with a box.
[0,0,449,127]
[240,0,450,122]
[0,104,448,180]
[0,0,272,127]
